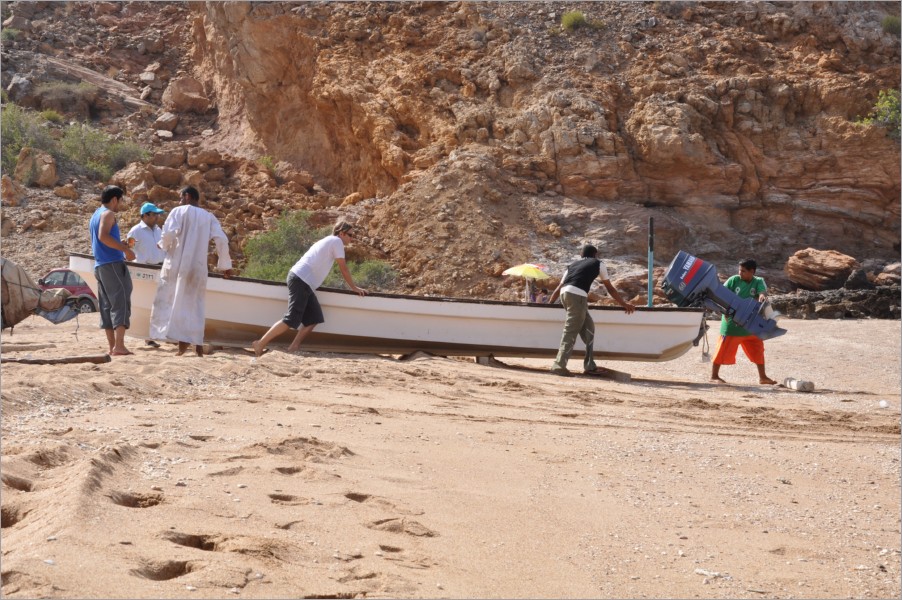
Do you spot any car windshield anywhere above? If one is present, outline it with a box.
[44,271,67,286]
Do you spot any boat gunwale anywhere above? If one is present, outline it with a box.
[69,252,705,313]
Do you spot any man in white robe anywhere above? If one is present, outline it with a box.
[150,186,232,356]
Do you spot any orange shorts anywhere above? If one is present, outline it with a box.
[712,334,765,365]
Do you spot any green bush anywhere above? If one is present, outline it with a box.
[40,109,64,123]
[324,258,397,291]
[861,89,901,140]
[561,11,586,32]
[258,155,275,173]
[1,28,21,43]
[242,211,397,290]
[60,123,148,180]
[881,15,901,36]
[242,211,329,281]
[0,103,58,173]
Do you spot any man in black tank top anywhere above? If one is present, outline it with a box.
[547,245,636,376]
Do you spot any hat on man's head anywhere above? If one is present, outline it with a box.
[140,202,166,215]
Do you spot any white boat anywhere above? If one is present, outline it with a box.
[70,253,706,361]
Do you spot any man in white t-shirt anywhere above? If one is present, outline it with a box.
[251,220,367,357]
[127,202,167,264]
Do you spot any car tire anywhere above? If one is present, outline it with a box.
[77,298,96,313]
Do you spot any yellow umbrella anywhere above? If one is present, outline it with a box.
[502,263,550,280]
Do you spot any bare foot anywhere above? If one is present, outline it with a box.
[195,345,204,357]
[109,349,133,356]
[710,376,726,383]
[177,342,189,356]
[286,345,300,353]
[760,377,777,385]
[251,340,265,358]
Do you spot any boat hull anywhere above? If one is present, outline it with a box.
[70,254,705,361]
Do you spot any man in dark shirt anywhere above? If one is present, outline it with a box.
[547,245,636,376]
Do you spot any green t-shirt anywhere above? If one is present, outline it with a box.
[720,274,767,336]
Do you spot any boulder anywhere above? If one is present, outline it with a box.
[341,192,364,207]
[1,175,25,206]
[784,248,860,291]
[2,15,31,31]
[13,148,57,188]
[152,148,187,168]
[147,185,179,203]
[187,149,222,167]
[53,183,79,200]
[154,111,180,132]
[148,165,183,187]
[161,76,210,114]
[110,163,155,193]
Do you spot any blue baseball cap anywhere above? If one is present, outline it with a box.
[140,202,166,215]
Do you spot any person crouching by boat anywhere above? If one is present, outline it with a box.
[149,186,233,357]
[546,244,636,377]
[90,185,136,356]
[252,220,368,357]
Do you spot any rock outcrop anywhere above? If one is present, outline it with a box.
[182,1,899,296]
[784,248,861,291]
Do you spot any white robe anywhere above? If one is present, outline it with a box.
[149,204,232,345]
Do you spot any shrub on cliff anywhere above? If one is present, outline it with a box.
[881,15,900,36]
[60,123,147,180]
[559,10,604,33]
[243,210,327,281]
[243,210,397,290]
[860,89,901,140]
[0,104,57,173]
[561,11,587,31]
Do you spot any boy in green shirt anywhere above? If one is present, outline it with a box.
[710,259,777,385]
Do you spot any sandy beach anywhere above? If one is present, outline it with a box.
[1,317,899,599]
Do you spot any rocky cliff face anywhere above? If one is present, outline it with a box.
[1,1,899,302]
[186,1,900,296]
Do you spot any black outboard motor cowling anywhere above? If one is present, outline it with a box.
[662,250,786,341]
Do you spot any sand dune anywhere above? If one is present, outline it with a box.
[1,317,899,598]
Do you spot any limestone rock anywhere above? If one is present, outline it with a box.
[1,175,25,207]
[53,184,79,200]
[148,165,182,187]
[187,149,222,167]
[341,192,363,207]
[3,15,31,31]
[148,185,179,204]
[110,163,155,194]
[154,112,180,132]
[784,248,860,291]
[162,76,210,114]
[152,148,187,169]
[13,148,57,188]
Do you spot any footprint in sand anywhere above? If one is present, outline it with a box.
[2,473,35,492]
[365,517,437,537]
[107,491,164,508]
[129,559,198,581]
[1,502,30,528]
[268,493,309,506]
[344,492,423,515]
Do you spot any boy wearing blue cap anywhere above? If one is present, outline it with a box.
[127,202,167,265]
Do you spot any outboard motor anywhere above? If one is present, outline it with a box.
[662,250,786,341]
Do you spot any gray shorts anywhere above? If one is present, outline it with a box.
[282,272,324,329]
[95,261,132,330]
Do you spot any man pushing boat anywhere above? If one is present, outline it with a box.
[252,220,367,357]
